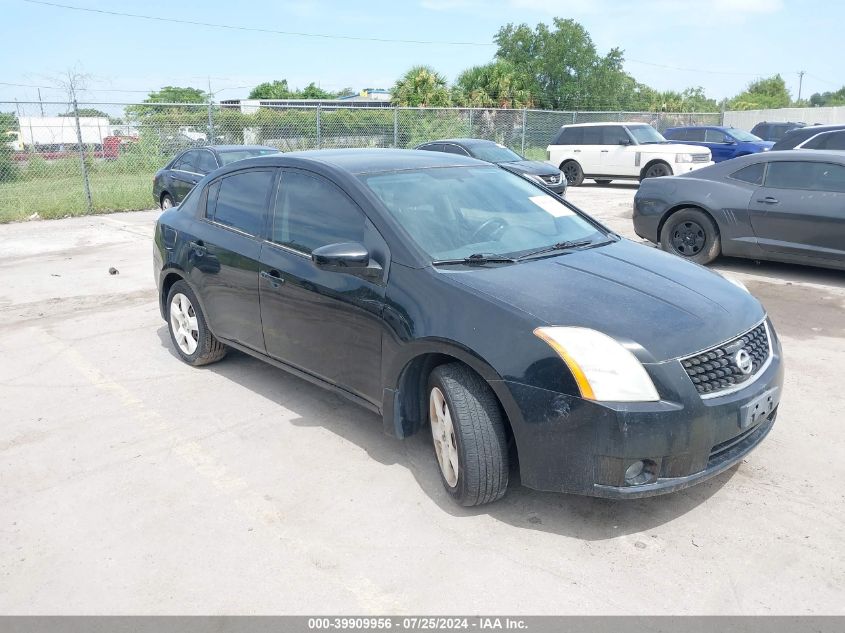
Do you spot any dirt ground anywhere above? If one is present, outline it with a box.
[1,184,843,614]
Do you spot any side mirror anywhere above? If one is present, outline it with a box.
[618,139,632,146]
[311,242,383,279]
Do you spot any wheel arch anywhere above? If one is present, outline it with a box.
[383,343,520,455]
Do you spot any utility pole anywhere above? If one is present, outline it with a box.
[68,73,94,214]
[37,89,45,117]
[797,70,806,103]
[207,77,215,142]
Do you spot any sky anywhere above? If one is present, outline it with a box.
[1,0,842,112]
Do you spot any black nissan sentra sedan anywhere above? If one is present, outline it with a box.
[153,149,783,506]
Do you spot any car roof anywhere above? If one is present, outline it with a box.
[559,121,652,128]
[419,138,502,148]
[223,148,486,175]
[206,145,278,152]
[665,125,728,131]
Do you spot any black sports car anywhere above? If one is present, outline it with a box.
[154,149,782,506]
[415,138,567,196]
[153,145,279,209]
[634,150,845,270]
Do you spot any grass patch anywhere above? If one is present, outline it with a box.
[0,171,157,223]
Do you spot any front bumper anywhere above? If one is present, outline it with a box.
[503,328,784,498]
[675,160,714,174]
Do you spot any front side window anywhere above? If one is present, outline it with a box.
[729,163,765,186]
[765,161,845,193]
[603,126,630,145]
[626,125,666,144]
[209,170,275,236]
[803,131,845,151]
[271,171,365,253]
[442,144,470,156]
[361,166,604,261]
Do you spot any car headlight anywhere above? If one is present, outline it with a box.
[533,327,660,402]
[762,147,771,151]
[675,153,693,163]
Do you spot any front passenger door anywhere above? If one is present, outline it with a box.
[259,169,388,404]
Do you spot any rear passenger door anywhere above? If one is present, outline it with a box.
[578,126,606,175]
[186,168,277,352]
[258,169,388,404]
[170,150,204,202]
[748,160,845,262]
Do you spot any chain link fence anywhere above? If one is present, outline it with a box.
[0,101,721,222]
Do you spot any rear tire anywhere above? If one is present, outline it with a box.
[166,280,226,366]
[161,193,175,211]
[427,363,509,506]
[560,160,584,186]
[660,208,721,265]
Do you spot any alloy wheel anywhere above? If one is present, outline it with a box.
[169,293,199,355]
[429,387,459,487]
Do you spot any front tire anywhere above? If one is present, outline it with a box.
[660,208,721,265]
[560,160,584,186]
[427,363,509,506]
[166,280,226,366]
[642,161,673,180]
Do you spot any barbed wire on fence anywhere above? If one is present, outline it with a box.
[0,101,722,222]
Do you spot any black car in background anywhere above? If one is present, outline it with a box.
[771,124,845,151]
[153,145,279,209]
[750,121,805,142]
[154,149,782,506]
[633,150,845,270]
[415,138,567,196]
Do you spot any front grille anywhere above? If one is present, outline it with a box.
[540,174,562,185]
[681,322,770,396]
[692,153,710,163]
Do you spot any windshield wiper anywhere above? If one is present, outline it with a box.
[515,239,595,261]
[432,252,518,266]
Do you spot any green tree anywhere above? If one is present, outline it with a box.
[126,86,208,119]
[729,75,791,110]
[248,80,293,100]
[452,60,535,108]
[294,82,335,100]
[391,66,451,107]
[493,18,630,109]
[809,86,845,107]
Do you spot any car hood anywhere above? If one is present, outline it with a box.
[442,239,764,362]
[640,142,708,155]
[746,140,775,150]
[498,160,560,176]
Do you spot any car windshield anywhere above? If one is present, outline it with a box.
[627,125,666,144]
[360,166,604,261]
[218,149,279,165]
[470,144,524,163]
[728,129,763,142]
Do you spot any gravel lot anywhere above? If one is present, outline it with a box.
[1,184,844,615]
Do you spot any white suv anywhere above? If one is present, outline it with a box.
[546,122,714,186]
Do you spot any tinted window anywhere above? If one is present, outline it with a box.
[272,171,365,253]
[210,170,275,235]
[582,126,604,144]
[663,129,684,140]
[704,129,728,143]
[217,149,279,166]
[554,127,583,145]
[174,150,199,172]
[682,129,705,142]
[195,151,218,174]
[804,131,845,150]
[603,126,629,145]
[420,143,445,152]
[205,181,221,218]
[765,161,845,193]
[729,163,765,186]
[441,144,468,155]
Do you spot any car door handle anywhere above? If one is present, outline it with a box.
[573,149,581,153]
[756,196,779,204]
[260,269,284,288]
[188,240,206,256]
[600,150,608,153]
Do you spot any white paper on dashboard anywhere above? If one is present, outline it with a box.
[529,195,574,217]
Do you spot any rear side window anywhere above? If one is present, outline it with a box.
[442,144,469,155]
[173,151,199,172]
[803,131,845,150]
[271,171,365,253]
[553,127,583,145]
[729,163,765,186]
[765,161,845,193]
[582,126,603,144]
[208,169,275,236]
[195,151,218,174]
[664,129,686,141]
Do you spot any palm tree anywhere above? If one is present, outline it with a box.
[391,66,451,107]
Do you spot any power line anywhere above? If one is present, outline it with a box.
[626,58,776,77]
[22,0,496,47]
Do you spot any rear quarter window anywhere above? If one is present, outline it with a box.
[729,162,765,186]
[553,127,583,145]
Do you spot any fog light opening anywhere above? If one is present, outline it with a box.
[624,459,658,486]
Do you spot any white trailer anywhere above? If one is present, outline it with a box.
[18,116,111,147]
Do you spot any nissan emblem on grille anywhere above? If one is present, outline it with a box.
[680,322,771,396]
